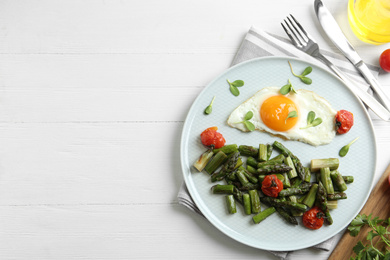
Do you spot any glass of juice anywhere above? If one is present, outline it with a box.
[348,0,390,44]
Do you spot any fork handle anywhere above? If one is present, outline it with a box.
[316,53,390,121]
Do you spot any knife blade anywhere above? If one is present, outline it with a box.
[314,0,390,112]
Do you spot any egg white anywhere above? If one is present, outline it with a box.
[227,87,337,146]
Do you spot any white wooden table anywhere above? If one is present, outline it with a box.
[0,0,389,259]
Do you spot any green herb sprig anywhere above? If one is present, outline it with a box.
[300,111,322,129]
[288,61,312,85]
[285,111,297,123]
[235,111,255,131]
[348,214,390,260]
[204,96,215,115]
[280,79,297,95]
[339,137,360,157]
[227,79,244,96]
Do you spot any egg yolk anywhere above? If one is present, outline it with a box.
[260,95,298,132]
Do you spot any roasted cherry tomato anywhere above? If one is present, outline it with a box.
[200,127,226,149]
[379,49,390,73]
[335,110,354,134]
[261,175,283,198]
[302,206,325,230]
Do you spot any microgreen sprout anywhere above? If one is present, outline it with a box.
[285,111,298,124]
[300,111,322,129]
[339,137,359,157]
[235,111,255,131]
[227,79,244,96]
[204,96,216,115]
[288,61,312,85]
[279,79,297,95]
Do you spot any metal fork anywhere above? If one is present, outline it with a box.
[281,14,390,121]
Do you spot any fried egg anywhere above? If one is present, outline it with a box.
[227,87,337,146]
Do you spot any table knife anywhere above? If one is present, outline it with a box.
[314,0,390,112]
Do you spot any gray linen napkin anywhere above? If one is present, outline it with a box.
[177,26,380,260]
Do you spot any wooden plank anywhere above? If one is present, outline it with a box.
[329,163,390,260]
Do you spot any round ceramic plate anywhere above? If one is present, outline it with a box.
[180,56,376,251]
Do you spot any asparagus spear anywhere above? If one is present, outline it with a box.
[278,182,312,197]
[330,170,348,192]
[257,154,285,168]
[327,192,347,200]
[204,151,227,175]
[238,166,258,184]
[252,207,276,224]
[316,181,333,225]
[243,193,251,215]
[284,156,298,179]
[193,148,214,171]
[266,144,273,160]
[342,176,354,184]
[246,165,257,175]
[258,144,267,162]
[226,195,237,214]
[210,151,240,182]
[249,190,261,213]
[272,141,305,180]
[238,145,258,157]
[213,144,238,154]
[275,207,298,225]
[256,164,292,174]
[260,197,308,212]
[246,156,258,168]
[310,158,339,172]
[302,183,318,208]
[320,167,334,195]
[211,184,235,194]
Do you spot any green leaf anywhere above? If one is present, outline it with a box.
[285,111,297,123]
[367,230,375,241]
[204,96,215,115]
[230,85,240,96]
[301,66,312,76]
[300,76,312,85]
[231,80,244,87]
[307,111,315,124]
[244,111,253,120]
[348,225,362,237]
[311,117,323,127]
[376,225,386,236]
[280,82,291,95]
[353,241,366,255]
[351,215,366,226]
[243,121,255,131]
[339,137,360,157]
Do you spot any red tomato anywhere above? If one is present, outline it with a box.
[200,127,226,149]
[261,175,283,197]
[335,110,354,134]
[379,49,390,73]
[302,206,325,230]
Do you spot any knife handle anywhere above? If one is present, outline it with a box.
[355,62,390,111]
[316,53,390,121]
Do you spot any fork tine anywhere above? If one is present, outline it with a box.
[289,14,315,42]
[286,16,308,44]
[284,18,305,46]
[281,22,301,47]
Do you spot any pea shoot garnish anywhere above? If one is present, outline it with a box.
[339,137,359,157]
[300,111,322,129]
[227,79,244,96]
[204,96,215,115]
[288,61,312,85]
[279,79,297,95]
[285,111,298,123]
[235,111,255,131]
